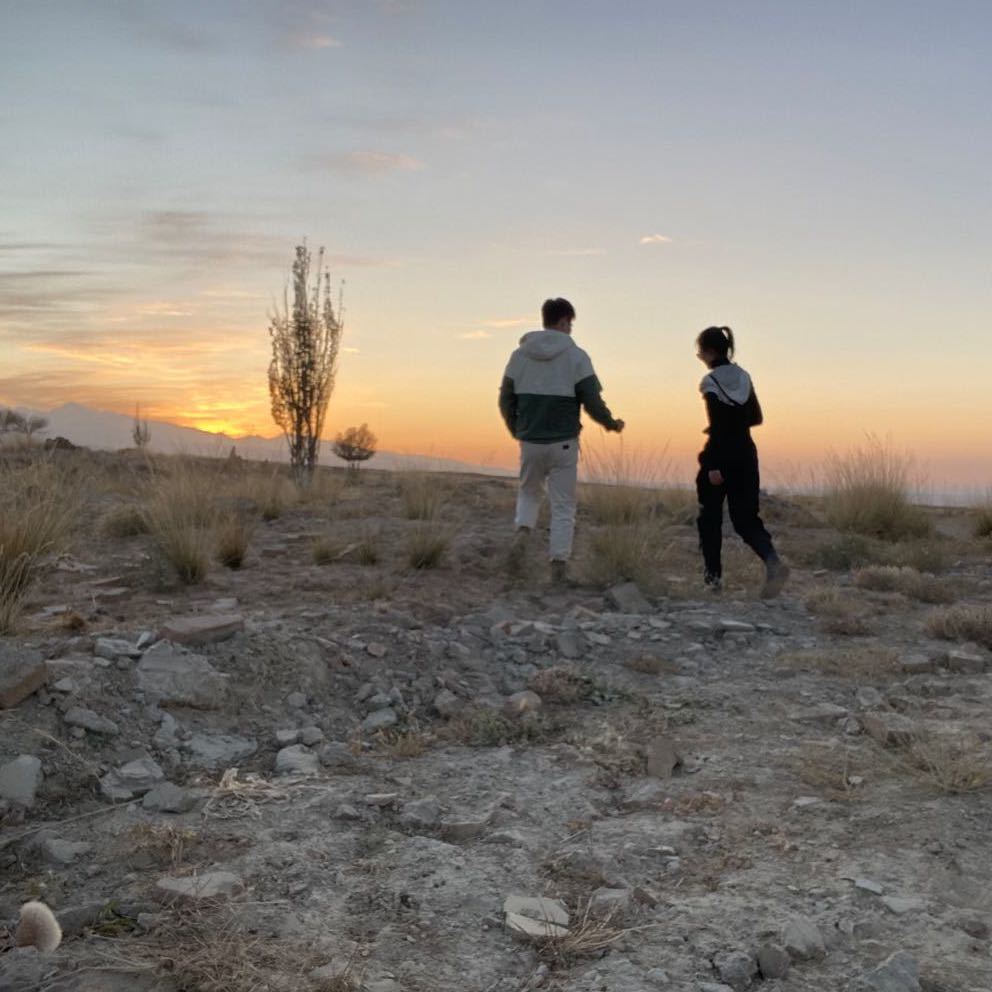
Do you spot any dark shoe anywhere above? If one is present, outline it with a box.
[703,571,722,593]
[507,526,531,576]
[761,558,790,599]
[550,560,576,587]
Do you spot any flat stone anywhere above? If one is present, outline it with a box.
[862,712,916,747]
[136,641,229,709]
[780,915,825,960]
[143,782,195,813]
[757,944,791,979]
[946,648,987,674]
[503,690,542,716]
[607,582,652,614]
[100,757,165,801]
[718,619,756,634]
[864,951,921,992]
[63,706,119,736]
[183,733,257,770]
[399,797,442,830]
[505,911,569,939]
[364,792,399,807]
[880,896,926,916]
[503,895,569,926]
[158,613,244,646]
[555,631,583,659]
[287,691,307,708]
[622,780,668,810]
[856,687,885,710]
[441,815,491,841]
[789,703,848,726]
[0,646,47,708]
[38,836,91,865]
[156,871,244,902]
[900,653,935,674]
[646,736,681,779]
[94,637,138,660]
[275,744,319,776]
[319,741,362,771]
[433,689,463,719]
[0,754,43,806]
[366,642,388,658]
[299,725,324,746]
[275,729,300,746]
[361,707,398,732]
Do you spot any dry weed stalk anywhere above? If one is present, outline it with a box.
[537,901,652,966]
[202,768,290,820]
[215,511,256,569]
[405,519,453,569]
[398,470,444,520]
[101,502,149,538]
[902,733,992,794]
[126,822,199,869]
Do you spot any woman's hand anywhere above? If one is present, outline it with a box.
[708,469,724,486]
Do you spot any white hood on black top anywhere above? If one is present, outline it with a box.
[518,329,574,362]
[700,363,752,406]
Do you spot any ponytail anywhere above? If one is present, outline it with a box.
[697,325,735,359]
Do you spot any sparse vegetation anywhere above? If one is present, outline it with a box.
[101,502,149,538]
[778,644,899,678]
[399,471,444,520]
[215,511,255,568]
[822,436,930,540]
[926,604,992,648]
[974,500,992,538]
[853,564,954,603]
[405,519,451,569]
[903,733,992,794]
[584,521,666,589]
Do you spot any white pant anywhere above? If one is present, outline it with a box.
[515,438,579,561]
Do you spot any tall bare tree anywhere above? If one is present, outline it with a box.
[268,244,343,485]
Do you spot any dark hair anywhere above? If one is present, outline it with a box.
[542,297,576,328]
[697,325,735,359]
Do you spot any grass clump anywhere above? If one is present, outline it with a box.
[101,503,149,538]
[398,471,444,520]
[822,436,930,541]
[903,733,992,794]
[528,666,598,703]
[584,521,665,590]
[926,605,992,648]
[405,520,451,569]
[973,501,992,538]
[0,459,78,633]
[778,644,899,678]
[215,512,255,569]
[581,440,667,525]
[853,565,954,604]
[143,461,216,584]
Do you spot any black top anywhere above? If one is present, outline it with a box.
[699,359,763,471]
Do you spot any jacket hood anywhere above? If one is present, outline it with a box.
[518,329,575,361]
[700,363,752,406]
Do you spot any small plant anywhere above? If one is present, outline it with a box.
[926,604,992,648]
[405,520,451,569]
[903,733,992,794]
[778,645,899,678]
[975,504,992,538]
[583,521,664,589]
[804,588,871,635]
[256,471,295,521]
[215,511,255,569]
[355,527,381,565]
[313,533,348,565]
[853,565,954,604]
[528,666,597,703]
[132,403,151,449]
[822,436,930,541]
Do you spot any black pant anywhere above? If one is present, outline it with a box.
[696,452,775,577]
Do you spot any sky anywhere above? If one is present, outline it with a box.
[1,1,990,488]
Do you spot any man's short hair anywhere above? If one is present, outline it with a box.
[542,297,576,328]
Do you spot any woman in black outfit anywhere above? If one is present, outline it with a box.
[695,326,789,598]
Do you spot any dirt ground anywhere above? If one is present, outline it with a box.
[1,453,991,992]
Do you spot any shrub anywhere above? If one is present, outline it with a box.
[853,565,955,604]
[215,512,255,569]
[584,521,665,589]
[399,471,444,520]
[926,605,992,648]
[822,437,930,540]
[102,503,149,538]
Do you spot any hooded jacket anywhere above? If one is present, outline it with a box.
[499,329,620,443]
[698,359,764,471]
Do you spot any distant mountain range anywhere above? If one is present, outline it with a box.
[13,402,511,477]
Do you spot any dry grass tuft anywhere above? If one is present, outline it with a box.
[536,901,647,967]
[125,822,199,869]
[143,462,216,584]
[794,743,874,801]
[251,470,296,521]
[444,707,562,748]
[405,519,452,569]
[657,486,698,525]
[101,503,149,538]
[822,436,930,541]
[903,733,992,794]
[528,666,597,703]
[581,440,668,525]
[803,588,872,635]
[853,564,955,604]
[778,644,899,678]
[975,503,992,538]
[583,521,666,590]
[313,533,349,565]
[0,459,79,633]
[377,723,433,759]
[926,604,992,649]
[215,512,255,569]
[398,471,445,520]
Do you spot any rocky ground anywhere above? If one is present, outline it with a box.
[1,457,991,992]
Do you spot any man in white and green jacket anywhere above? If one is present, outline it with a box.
[499,297,625,583]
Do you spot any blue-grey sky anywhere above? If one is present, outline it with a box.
[2,1,990,483]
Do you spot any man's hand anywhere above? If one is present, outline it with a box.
[612,419,625,433]
[708,469,724,486]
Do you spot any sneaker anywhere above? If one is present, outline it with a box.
[761,558,790,599]
[703,571,722,593]
[550,559,575,586]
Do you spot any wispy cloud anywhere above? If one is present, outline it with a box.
[308,151,424,177]
[545,248,606,257]
[639,233,672,245]
[479,316,531,329]
[285,32,342,51]
[459,330,491,340]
